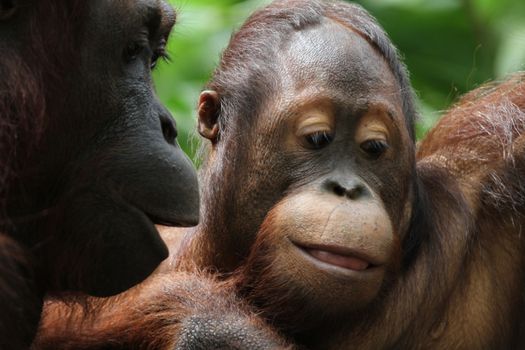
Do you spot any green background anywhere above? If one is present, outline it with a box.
[154,0,525,162]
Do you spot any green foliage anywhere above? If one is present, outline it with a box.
[155,0,525,160]
[153,0,272,160]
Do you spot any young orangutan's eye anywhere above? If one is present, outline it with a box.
[360,139,389,159]
[305,131,334,149]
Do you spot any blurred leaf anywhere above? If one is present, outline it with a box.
[494,20,525,77]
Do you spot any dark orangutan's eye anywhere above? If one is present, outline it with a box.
[124,40,169,70]
[305,131,334,149]
[160,116,177,145]
[360,139,389,159]
[151,40,169,70]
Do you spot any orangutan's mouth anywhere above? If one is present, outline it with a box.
[306,248,370,271]
[293,242,380,272]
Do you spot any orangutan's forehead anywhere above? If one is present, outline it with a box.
[282,19,396,98]
[92,0,175,34]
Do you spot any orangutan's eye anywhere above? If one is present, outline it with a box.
[150,40,170,70]
[305,131,334,149]
[360,139,389,159]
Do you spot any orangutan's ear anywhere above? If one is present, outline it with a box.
[0,0,17,21]
[198,90,221,144]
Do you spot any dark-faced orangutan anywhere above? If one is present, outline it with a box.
[0,0,200,348]
[33,0,525,349]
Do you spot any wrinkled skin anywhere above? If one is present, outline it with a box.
[0,0,199,347]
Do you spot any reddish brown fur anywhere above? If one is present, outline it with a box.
[35,269,292,350]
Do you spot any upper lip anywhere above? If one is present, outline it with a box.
[291,241,382,267]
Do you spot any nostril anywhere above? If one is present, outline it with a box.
[346,186,364,200]
[325,180,367,200]
[333,183,346,197]
[160,116,177,145]
[324,181,347,197]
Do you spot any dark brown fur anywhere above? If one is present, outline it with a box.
[0,2,86,345]
[1,0,200,347]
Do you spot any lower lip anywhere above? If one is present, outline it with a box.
[307,249,370,271]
